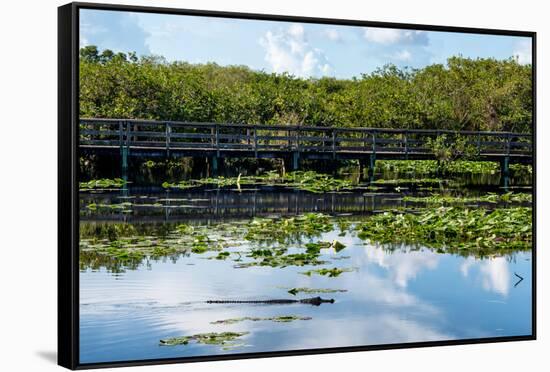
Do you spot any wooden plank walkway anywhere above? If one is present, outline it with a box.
[79,118,533,169]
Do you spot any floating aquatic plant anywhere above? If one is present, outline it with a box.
[282,171,355,193]
[79,178,127,190]
[162,171,358,193]
[160,332,249,348]
[80,202,532,274]
[210,315,311,325]
[403,192,532,205]
[235,252,327,268]
[300,267,355,277]
[304,240,346,253]
[286,287,348,295]
[371,178,446,185]
[376,160,500,175]
[86,202,133,212]
[356,206,532,254]
[244,213,333,245]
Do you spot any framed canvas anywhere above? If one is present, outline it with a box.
[58,2,536,369]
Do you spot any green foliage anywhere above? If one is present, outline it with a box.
[376,160,502,176]
[162,171,355,193]
[79,178,126,190]
[300,267,355,277]
[286,287,348,295]
[356,207,532,253]
[244,213,333,244]
[79,213,339,272]
[426,134,478,163]
[403,192,532,205]
[160,332,248,348]
[371,177,445,185]
[80,47,532,133]
[236,251,328,268]
[509,163,533,175]
[85,202,133,213]
[80,202,532,273]
[283,171,354,193]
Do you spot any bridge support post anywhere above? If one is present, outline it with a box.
[210,156,219,177]
[500,157,510,191]
[358,159,367,181]
[368,154,376,182]
[500,156,510,176]
[121,146,128,180]
[292,151,300,171]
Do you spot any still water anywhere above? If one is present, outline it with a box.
[79,188,532,364]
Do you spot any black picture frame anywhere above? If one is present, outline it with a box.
[58,2,537,369]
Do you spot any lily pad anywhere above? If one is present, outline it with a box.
[300,267,355,277]
[160,332,249,348]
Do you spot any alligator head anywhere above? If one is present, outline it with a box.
[299,296,335,306]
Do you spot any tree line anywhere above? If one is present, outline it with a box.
[80,45,532,133]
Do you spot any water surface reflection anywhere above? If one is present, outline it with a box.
[80,227,532,363]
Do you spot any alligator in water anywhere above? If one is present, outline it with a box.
[206,296,334,306]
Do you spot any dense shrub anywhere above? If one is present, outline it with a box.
[80,46,532,133]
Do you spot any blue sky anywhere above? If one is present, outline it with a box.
[80,9,532,79]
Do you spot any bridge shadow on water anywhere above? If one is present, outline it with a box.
[79,177,531,224]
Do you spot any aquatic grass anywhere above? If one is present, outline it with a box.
[162,170,357,193]
[159,332,249,348]
[304,240,346,253]
[286,287,348,295]
[79,178,127,190]
[371,178,447,185]
[356,206,532,254]
[211,251,231,260]
[403,192,532,205]
[162,174,256,190]
[376,160,499,175]
[244,213,333,245]
[509,163,532,174]
[80,213,345,272]
[86,202,133,212]
[80,203,532,274]
[160,164,529,194]
[161,180,199,189]
[300,267,355,277]
[79,221,245,271]
[283,171,355,193]
[235,252,328,268]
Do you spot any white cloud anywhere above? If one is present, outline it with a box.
[80,36,89,48]
[514,39,532,65]
[460,257,476,277]
[259,24,333,77]
[364,245,439,288]
[322,28,342,42]
[288,23,305,38]
[480,257,511,296]
[79,10,150,55]
[460,256,511,296]
[363,27,428,45]
[393,49,413,61]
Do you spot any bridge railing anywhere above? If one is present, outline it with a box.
[79,118,532,158]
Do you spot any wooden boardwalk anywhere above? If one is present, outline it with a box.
[79,118,533,173]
